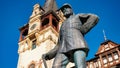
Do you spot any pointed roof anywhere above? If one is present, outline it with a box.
[43,0,58,12]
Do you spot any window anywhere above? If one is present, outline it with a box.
[95,61,99,67]
[22,28,28,37]
[118,47,120,51]
[90,63,93,68]
[103,56,107,64]
[52,19,58,29]
[29,63,35,68]
[42,18,49,28]
[108,54,113,62]
[20,28,28,41]
[32,40,36,50]
[113,52,119,60]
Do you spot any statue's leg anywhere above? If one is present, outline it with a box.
[52,53,69,68]
[73,50,86,68]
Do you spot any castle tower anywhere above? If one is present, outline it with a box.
[17,0,67,68]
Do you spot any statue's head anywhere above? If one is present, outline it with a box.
[59,3,73,18]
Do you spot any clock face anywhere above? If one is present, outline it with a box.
[30,23,37,30]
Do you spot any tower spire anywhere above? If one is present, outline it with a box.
[43,0,58,12]
[103,29,107,41]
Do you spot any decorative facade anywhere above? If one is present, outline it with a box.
[17,0,74,68]
[87,40,120,68]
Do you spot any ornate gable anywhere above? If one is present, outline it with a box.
[96,40,119,55]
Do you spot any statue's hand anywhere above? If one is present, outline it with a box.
[42,53,50,60]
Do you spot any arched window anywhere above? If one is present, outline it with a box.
[29,63,35,68]
[42,18,49,29]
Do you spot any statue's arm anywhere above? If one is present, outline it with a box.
[78,14,99,35]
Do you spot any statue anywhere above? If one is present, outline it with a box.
[42,4,99,68]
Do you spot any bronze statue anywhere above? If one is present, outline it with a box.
[42,4,99,68]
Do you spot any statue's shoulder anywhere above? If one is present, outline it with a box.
[72,14,80,19]
[75,14,81,17]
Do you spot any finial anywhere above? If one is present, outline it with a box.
[103,29,107,41]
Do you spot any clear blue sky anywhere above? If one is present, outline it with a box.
[0,0,120,68]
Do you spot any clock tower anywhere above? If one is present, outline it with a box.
[17,0,68,68]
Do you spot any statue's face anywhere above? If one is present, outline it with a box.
[63,7,73,18]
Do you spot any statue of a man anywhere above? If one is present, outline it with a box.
[42,4,99,68]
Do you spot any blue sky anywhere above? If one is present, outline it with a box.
[0,0,120,68]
